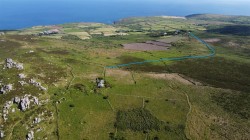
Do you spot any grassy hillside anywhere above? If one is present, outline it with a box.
[186,14,250,24]
[0,15,249,140]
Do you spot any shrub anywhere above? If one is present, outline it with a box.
[115,108,161,131]
[69,104,75,108]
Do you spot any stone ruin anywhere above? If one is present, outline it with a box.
[29,79,47,91]
[96,78,105,88]
[4,58,24,70]
[0,84,13,94]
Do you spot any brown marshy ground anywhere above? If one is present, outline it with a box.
[123,41,170,51]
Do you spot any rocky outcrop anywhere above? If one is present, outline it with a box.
[0,84,13,94]
[2,95,40,122]
[5,58,24,70]
[37,29,59,36]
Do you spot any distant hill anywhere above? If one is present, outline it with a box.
[186,14,250,24]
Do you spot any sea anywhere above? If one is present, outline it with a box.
[0,0,250,30]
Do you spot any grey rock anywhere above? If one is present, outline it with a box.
[20,96,30,111]
[18,73,26,79]
[33,97,39,105]
[3,101,13,110]
[28,50,34,53]
[29,79,47,91]
[96,78,105,88]
[29,79,41,87]
[13,97,21,104]
[3,114,7,121]
[5,58,24,70]
[0,130,4,138]
[18,81,27,86]
[16,63,24,70]
[0,84,13,94]
[40,86,47,91]
[26,130,34,140]
[33,117,41,124]
[37,29,59,36]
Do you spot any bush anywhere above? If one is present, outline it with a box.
[103,96,109,99]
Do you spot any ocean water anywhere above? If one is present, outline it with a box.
[0,0,250,30]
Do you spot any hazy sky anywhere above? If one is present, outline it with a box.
[122,0,250,5]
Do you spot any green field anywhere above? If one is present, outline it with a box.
[0,14,249,140]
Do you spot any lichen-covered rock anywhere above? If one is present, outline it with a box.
[13,97,21,104]
[29,79,41,87]
[5,58,15,69]
[40,86,47,91]
[16,63,24,70]
[33,97,39,105]
[3,101,13,110]
[0,130,4,138]
[5,58,24,70]
[18,73,26,79]
[13,95,40,111]
[2,101,13,121]
[29,79,47,91]
[0,84,13,94]
[18,81,27,86]
[33,117,41,124]
[3,114,7,121]
[26,130,34,140]
[20,96,31,111]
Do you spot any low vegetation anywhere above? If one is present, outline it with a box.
[211,91,250,119]
[208,25,250,36]
[115,108,161,131]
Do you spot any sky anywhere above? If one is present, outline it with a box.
[1,0,250,6]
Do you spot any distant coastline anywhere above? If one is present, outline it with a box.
[1,0,250,30]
